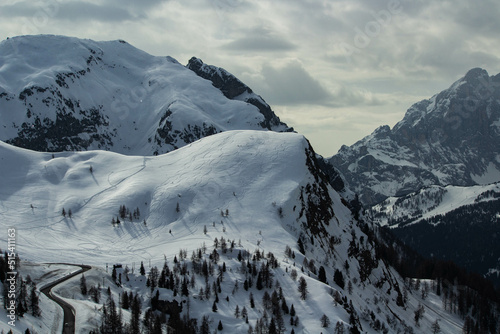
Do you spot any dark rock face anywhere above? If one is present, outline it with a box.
[186,57,293,132]
[330,68,500,206]
[186,57,250,100]
[6,84,114,152]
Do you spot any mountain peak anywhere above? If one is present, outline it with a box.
[463,67,489,83]
[187,57,292,132]
[330,67,500,205]
[0,35,290,154]
[186,56,252,99]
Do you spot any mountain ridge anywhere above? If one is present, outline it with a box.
[330,67,500,206]
[0,35,289,155]
[367,182,500,287]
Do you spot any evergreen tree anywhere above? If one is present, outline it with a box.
[16,278,27,317]
[281,298,289,314]
[256,271,264,290]
[431,319,441,334]
[181,277,189,296]
[80,273,87,295]
[130,294,141,334]
[29,283,41,317]
[89,285,100,303]
[143,308,155,334]
[217,320,223,331]
[62,208,66,217]
[335,321,345,334]
[241,306,248,319]
[151,290,159,311]
[298,277,308,300]
[334,269,345,289]
[121,291,129,310]
[297,237,305,254]
[199,315,210,334]
[152,314,162,334]
[212,300,218,312]
[119,205,127,219]
[140,261,145,276]
[321,314,330,328]
[318,266,327,284]
[414,303,425,327]
[101,295,122,334]
[290,304,296,317]
[268,317,277,334]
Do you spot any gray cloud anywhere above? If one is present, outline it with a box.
[258,60,331,105]
[0,1,137,22]
[222,28,296,52]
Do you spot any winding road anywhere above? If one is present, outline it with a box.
[40,264,91,334]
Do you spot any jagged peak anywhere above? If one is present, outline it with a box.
[186,56,252,99]
[186,56,292,132]
[463,67,489,83]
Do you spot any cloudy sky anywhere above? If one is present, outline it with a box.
[1,0,500,156]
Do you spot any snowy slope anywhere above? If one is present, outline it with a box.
[0,130,314,264]
[0,131,464,333]
[369,183,500,228]
[0,35,290,155]
[369,182,500,287]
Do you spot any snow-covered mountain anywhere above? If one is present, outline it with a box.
[329,68,500,206]
[0,131,467,333]
[0,35,290,155]
[368,183,500,286]
[1,35,498,333]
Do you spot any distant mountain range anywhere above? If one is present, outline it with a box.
[329,68,500,206]
[328,68,500,287]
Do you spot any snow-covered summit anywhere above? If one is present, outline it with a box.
[330,68,500,205]
[0,35,289,155]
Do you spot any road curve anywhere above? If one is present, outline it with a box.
[40,264,91,334]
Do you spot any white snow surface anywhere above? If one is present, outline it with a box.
[0,35,284,155]
[471,162,500,185]
[371,183,500,227]
[0,130,465,333]
[0,130,314,265]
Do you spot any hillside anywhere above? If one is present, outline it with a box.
[0,131,468,333]
[0,35,290,155]
[329,68,500,206]
[368,183,500,286]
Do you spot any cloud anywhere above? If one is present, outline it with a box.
[257,60,332,105]
[222,31,296,52]
[0,1,137,22]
